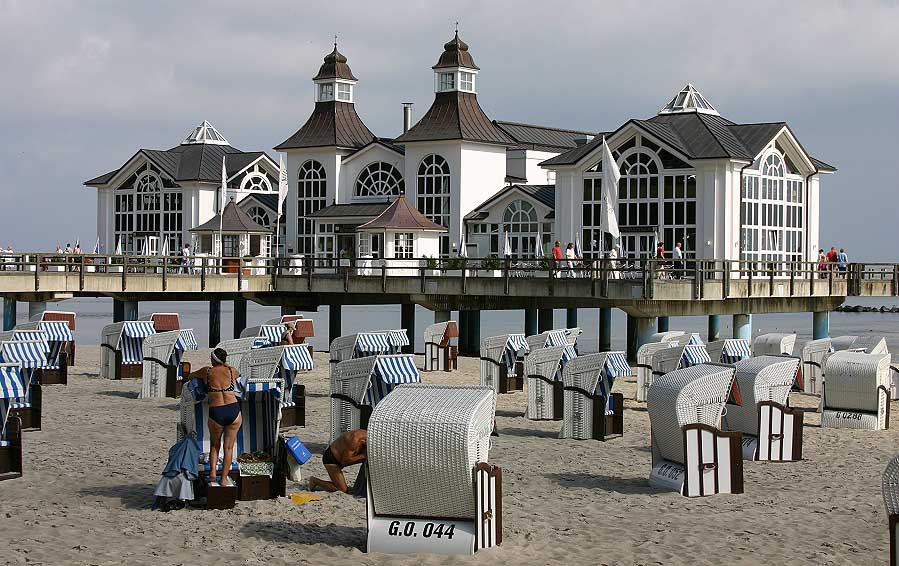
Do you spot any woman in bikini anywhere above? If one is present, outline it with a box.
[190,347,242,487]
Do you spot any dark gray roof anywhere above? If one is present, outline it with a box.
[238,193,285,221]
[312,45,358,81]
[393,92,514,146]
[465,184,555,219]
[810,156,837,173]
[433,32,479,70]
[494,121,596,152]
[358,196,447,231]
[190,201,271,233]
[308,202,391,219]
[538,134,610,167]
[274,101,375,150]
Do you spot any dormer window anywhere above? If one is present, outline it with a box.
[318,83,334,102]
[439,72,455,92]
[460,71,475,92]
[337,82,352,102]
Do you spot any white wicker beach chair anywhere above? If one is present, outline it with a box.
[366,384,500,555]
[564,327,583,348]
[650,331,685,343]
[852,335,889,355]
[647,363,743,497]
[0,363,25,480]
[651,344,710,377]
[0,338,48,431]
[706,339,752,364]
[100,321,156,380]
[560,352,631,441]
[821,351,891,430]
[524,345,576,421]
[723,356,803,461]
[423,321,459,372]
[141,329,198,399]
[479,334,527,394]
[891,356,899,401]
[16,321,71,385]
[30,311,76,368]
[635,342,677,402]
[831,335,859,351]
[239,344,313,429]
[526,329,570,352]
[215,336,267,374]
[800,338,832,395]
[330,354,420,441]
[882,454,899,565]
[752,333,797,356]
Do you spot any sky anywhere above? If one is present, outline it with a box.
[1,0,897,259]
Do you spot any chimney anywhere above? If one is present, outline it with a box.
[402,102,414,133]
[574,135,590,146]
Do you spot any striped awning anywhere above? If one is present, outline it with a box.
[546,330,568,348]
[508,334,528,356]
[561,345,578,366]
[13,329,48,349]
[282,345,314,371]
[259,324,287,346]
[386,330,410,348]
[176,329,199,351]
[39,321,74,342]
[721,339,752,364]
[245,381,282,394]
[356,333,393,354]
[252,338,269,349]
[123,321,157,338]
[605,352,632,377]
[0,365,26,399]
[682,345,711,367]
[374,356,420,384]
[687,333,703,345]
[1,341,50,368]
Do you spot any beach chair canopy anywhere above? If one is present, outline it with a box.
[1,339,51,369]
[653,344,710,375]
[563,351,631,413]
[38,321,74,343]
[117,321,157,363]
[525,345,577,382]
[650,331,686,343]
[259,324,287,346]
[37,310,76,329]
[356,333,394,355]
[240,344,314,387]
[752,333,797,356]
[334,354,420,407]
[367,384,495,519]
[385,330,410,350]
[424,321,458,348]
[852,336,889,355]
[823,351,891,412]
[0,363,27,440]
[802,338,833,357]
[831,335,859,351]
[648,364,740,464]
[706,339,751,364]
[725,356,800,435]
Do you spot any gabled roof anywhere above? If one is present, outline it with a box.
[342,138,405,165]
[274,101,375,150]
[465,184,556,219]
[308,202,391,219]
[358,196,447,231]
[190,200,271,233]
[494,121,596,152]
[433,31,479,70]
[313,44,358,81]
[238,193,284,221]
[393,92,514,146]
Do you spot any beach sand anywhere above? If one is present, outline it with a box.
[1,346,893,565]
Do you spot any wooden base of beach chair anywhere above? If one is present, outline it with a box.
[740,401,803,461]
[561,389,623,440]
[38,353,68,385]
[66,342,76,366]
[0,416,23,481]
[280,385,306,430]
[164,362,191,399]
[116,363,143,380]
[650,426,743,497]
[366,463,502,555]
[593,392,624,440]
[11,384,41,432]
[238,474,271,501]
[514,361,524,390]
[424,345,458,372]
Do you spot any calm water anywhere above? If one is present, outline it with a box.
[10,296,899,353]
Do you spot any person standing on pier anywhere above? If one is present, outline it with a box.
[179,243,191,274]
[672,242,684,279]
[608,244,621,279]
[838,248,849,273]
[565,242,576,278]
[552,241,563,278]
[818,250,828,278]
[826,247,838,271]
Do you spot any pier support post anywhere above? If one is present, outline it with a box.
[434,310,451,324]
[657,316,670,333]
[208,300,221,348]
[538,309,554,333]
[233,298,247,339]
[113,299,138,323]
[813,311,830,340]
[466,310,481,355]
[28,301,47,321]
[635,317,657,354]
[401,304,415,354]
[708,315,721,342]
[733,314,752,340]
[599,308,612,352]
[2,297,16,331]
[329,305,342,346]
[626,314,636,361]
[566,308,578,329]
[525,308,538,336]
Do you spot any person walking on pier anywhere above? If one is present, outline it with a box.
[818,249,828,278]
[672,242,684,279]
[552,241,563,278]
[838,248,849,273]
[565,242,576,278]
[608,244,621,279]
[179,243,191,274]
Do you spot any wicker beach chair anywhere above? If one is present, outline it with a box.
[479,334,528,394]
[800,338,832,395]
[524,345,576,421]
[263,316,315,344]
[560,352,631,441]
[15,322,71,385]
[365,384,501,555]
[650,331,686,343]
[831,335,859,351]
[526,329,570,352]
[216,336,267,376]
[32,311,76,367]
[0,338,47,431]
[821,351,891,430]
[890,356,899,401]
[0,363,24,481]
[706,339,752,364]
[330,354,420,441]
[141,329,198,399]
[239,344,313,428]
[651,344,711,377]
[423,321,459,372]
[100,321,156,380]
[564,327,583,348]
[240,323,288,347]
[882,454,899,565]
[852,335,889,355]
[752,333,797,356]
[647,363,743,496]
[723,356,803,461]
[635,342,677,402]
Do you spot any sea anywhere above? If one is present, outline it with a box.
[11,296,899,354]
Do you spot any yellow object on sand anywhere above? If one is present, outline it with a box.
[289,493,323,507]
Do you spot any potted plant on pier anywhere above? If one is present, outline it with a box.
[423,256,441,277]
[446,256,466,277]
[480,255,504,278]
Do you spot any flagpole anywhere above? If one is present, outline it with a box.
[219,156,226,264]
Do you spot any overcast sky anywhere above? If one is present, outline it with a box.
[1,0,897,259]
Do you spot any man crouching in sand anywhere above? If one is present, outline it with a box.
[308,429,367,493]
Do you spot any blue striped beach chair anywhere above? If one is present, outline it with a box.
[561,351,631,440]
[15,322,72,384]
[239,344,314,429]
[651,344,711,378]
[31,311,76,367]
[479,334,528,394]
[524,345,577,421]
[0,338,47,431]
[141,329,199,398]
[0,363,25,480]
[330,354,420,441]
[100,321,157,379]
[706,339,752,364]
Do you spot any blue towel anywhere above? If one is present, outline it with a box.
[161,435,200,477]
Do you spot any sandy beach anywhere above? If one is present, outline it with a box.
[1,346,893,565]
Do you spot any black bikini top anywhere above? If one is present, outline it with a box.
[207,367,237,393]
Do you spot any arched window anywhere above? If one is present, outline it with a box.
[503,199,538,256]
[741,150,802,266]
[114,162,182,254]
[240,168,273,192]
[417,154,451,256]
[297,160,326,255]
[246,206,271,227]
[355,162,403,198]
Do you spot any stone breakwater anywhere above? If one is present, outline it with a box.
[837,304,899,313]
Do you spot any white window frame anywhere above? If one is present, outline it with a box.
[438,72,455,92]
[354,161,404,199]
[416,154,451,256]
[336,82,352,102]
[318,83,334,102]
[460,71,475,92]
[297,160,327,255]
[394,232,414,259]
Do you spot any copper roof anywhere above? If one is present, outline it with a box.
[190,200,271,233]
[357,196,447,231]
[393,92,513,145]
[433,31,479,70]
[274,101,375,150]
[313,44,358,81]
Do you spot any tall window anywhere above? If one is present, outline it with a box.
[355,162,403,198]
[741,151,803,268]
[114,162,182,254]
[417,154,451,256]
[439,72,455,92]
[297,160,326,255]
[394,233,414,259]
[503,199,538,256]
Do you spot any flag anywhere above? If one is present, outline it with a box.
[93,236,100,254]
[503,231,512,258]
[277,155,288,216]
[535,224,544,257]
[600,137,620,239]
[160,237,170,257]
[575,237,583,259]
[219,156,226,256]
[114,237,123,255]
[459,233,468,258]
